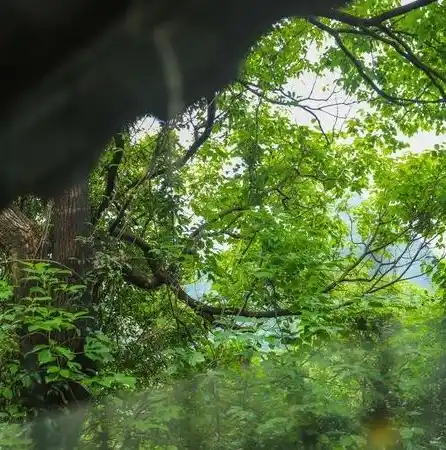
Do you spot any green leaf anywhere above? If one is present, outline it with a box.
[38,348,54,365]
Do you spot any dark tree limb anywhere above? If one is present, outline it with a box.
[110,225,297,321]
[324,0,438,26]
[155,95,218,176]
[122,265,165,290]
[0,0,351,210]
[110,101,217,233]
[93,133,125,225]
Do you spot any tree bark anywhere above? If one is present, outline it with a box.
[0,180,96,448]
[53,177,93,307]
[0,206,41,287]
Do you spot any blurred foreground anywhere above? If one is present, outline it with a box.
[2,317,446,450]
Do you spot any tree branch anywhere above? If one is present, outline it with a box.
[323,0,438,26]
[121,265,164,290]
[309,17,445,105]
[93,133,125,225]
[110,227,161,273]
[110,100,217,233]
[111,226,297,321]
[168,279,297,320]
[323,23,446,99]
[190,206,248,239]
[176,96,217,169]
[323,226,413,293]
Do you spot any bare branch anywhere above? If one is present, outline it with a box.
[323,224,415,293]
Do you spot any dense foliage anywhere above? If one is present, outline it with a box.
[1,0,446,448]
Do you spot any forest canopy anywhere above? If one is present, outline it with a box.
[0,0,446,448]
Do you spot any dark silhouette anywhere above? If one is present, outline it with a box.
[0,0,348,209]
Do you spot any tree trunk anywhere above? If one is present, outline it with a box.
[0,179,96,448]
[53,178,92,299]
[0,206,40,285]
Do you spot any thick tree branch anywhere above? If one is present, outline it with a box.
[108,124,173,233]
[121,265,164,290]
[174,96,218,170]
[110,227,161,273]
[169,278,297,320]
[323,0,438,26]
[93,133,125,225]
[112,226,297,321]
[379,25,446,87]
